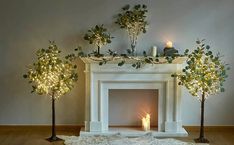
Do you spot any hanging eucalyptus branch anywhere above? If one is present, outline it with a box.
[84,24,113,57]
[74,47,185,69]
[115,4,148,56]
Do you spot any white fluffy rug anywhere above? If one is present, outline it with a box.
[58,134,209,145]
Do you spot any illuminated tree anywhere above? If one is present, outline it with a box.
[23,42,78,142]
[115,4,148,56]
[172,39,229,143]
[84,24,113,57]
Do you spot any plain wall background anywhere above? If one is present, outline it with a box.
[0,0,233,125]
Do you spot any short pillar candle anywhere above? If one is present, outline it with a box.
[151,46,157,57]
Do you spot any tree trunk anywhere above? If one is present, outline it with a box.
[51,94,56,137]
[97,46,100,55]
[131,39,137,56]
[46,93,62,142]
[194,92,209,143]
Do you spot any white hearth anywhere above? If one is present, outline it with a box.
[80,57,188,137]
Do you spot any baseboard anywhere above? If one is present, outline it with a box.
[0,125,233,132]
[0,125,84,131]
[184,126,234,132]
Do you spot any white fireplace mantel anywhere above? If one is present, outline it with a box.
[80,57,188,137]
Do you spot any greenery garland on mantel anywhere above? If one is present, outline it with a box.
[80,56,187,64]
[80,56,187,68]
[66,47,188,69]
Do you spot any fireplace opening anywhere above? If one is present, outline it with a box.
[108,89,158,131]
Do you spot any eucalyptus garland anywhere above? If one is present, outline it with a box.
[74,47,185,69]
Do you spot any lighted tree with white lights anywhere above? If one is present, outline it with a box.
[172,39,229,143]
[115,4,148,56]
[83,24,113,57]
[23,42,78,142]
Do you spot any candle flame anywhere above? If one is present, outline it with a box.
[166,41,173,48]
[146,113,150,119]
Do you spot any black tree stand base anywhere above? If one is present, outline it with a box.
[194,138,209,143]
[46,136,63,142]
[194,92,209,143]
[45,94,63,142]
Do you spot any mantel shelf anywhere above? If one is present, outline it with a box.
[80,56,187,64]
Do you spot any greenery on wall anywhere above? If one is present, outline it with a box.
[115,4,148,56]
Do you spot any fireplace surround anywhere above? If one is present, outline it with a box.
[80,57,188,137]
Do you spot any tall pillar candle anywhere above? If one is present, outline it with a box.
[142,113,151,131]
[151,46,157,57]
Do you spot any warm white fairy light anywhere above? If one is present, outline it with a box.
[173,40,228,100]
[83,25,112,54]
[25,42,78,99]
[115,4,148,55]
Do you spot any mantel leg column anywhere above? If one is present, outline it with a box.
[84,64,91,131]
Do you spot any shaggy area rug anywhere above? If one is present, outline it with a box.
[58,134,209,145]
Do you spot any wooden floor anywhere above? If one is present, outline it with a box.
[0,127,233,145]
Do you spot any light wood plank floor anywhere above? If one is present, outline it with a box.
[0,127,233,145]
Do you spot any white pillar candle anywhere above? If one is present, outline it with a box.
[146,114,150,131]
[166,41,173,48]
[142,113,151,131]
[151,46,157,57]
[142,118,147,131]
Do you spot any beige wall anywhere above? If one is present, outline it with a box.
[0,0,233,125]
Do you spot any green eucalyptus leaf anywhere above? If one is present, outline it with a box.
[118,60,125,66]
[145,58,151,63]
[127,49,132,54]
[196,40,201,44]
[122,4,130,10]
[221,88,225,92]
[99,62,103,65]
